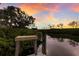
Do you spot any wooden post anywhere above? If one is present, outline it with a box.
[41,31,46,55]
[15,41,20,56]
[15,35,38,56]
[34,40,37,55]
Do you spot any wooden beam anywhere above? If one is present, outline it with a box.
[15,41,20,56]
[41,31,46,55]
[15,35,38,41]
[15,35,38,56]
[34,40,37,55]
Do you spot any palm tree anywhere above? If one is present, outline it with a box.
[48,24,52,29]
[68,21,78,28]
[59,23,63,28]
[57,24,60,28]
[57,23,63,29]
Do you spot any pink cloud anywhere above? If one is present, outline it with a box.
[68,4,79,13]
[19,3,60,15]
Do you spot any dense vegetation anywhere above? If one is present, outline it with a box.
[0,6,40,56]
[0,28,41,56]
[0,6,35,28]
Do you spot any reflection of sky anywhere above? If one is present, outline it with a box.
[0,3,79,29]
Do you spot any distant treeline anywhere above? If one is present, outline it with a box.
[46,28,79,42]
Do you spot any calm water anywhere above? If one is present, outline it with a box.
[46,35,79,56]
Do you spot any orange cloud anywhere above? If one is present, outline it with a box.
[20,4,41,15]
[35,13,55,26]
[47,14,53,21]
[19,3,60,15]
[69,4,79,13]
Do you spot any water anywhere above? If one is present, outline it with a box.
[46,35,79,56]
[29,35,79,56]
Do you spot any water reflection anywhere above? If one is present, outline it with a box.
[68,40,79,47]
[57,38,64,42]
[46,35,79,56]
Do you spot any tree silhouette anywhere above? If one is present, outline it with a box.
[48,24,52,29]
[59,23,63,28]
[68,21,78,28]
[57,23,63,28]
[0,6,35,28]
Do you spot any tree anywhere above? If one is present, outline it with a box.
[48,24,52,29]
[59,23,63,28]
[68,21,78,28]
[57,23,63,28]
[48,24,55,29]
[0,6,35,28]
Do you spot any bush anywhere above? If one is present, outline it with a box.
[0,28,41,56]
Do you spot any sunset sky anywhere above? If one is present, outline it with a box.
[0,3,79,29]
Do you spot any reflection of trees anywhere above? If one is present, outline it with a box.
[68,40,78,47]
[57,38,78,47]
[57,38,64,42]
[0,6,35,28]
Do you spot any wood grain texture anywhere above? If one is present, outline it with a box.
[15,35,38,41]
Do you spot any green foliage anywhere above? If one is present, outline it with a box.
[0,28,40,56]
[0,38,15,55]
[0,6,35,28]
[0,6,37,56]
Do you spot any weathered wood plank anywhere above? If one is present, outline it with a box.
[15,41,20,56]
[15,35,38,41]
[15,35,38,56]
[41,32,46,55]
[34,40,37,55]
